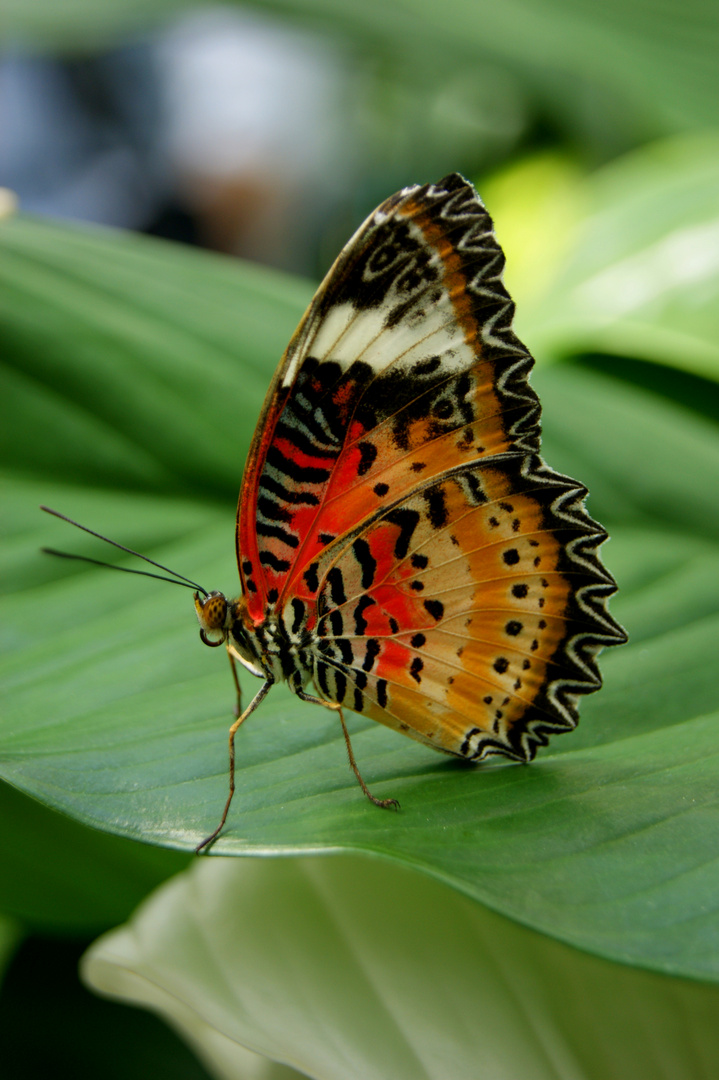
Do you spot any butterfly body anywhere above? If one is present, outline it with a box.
[190,173,626,846]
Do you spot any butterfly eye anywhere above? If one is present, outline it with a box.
[195,591,228,646]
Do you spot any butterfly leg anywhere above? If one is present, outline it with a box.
[227,646,243,718]
[296,687,400,811]
[195,678,273,854]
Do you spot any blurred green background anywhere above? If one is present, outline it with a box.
[1,1,719,1077]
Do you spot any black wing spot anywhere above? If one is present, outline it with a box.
[411,553,428,569]
[409,657,423,683]
[354,595,376,635]
[410,581,425,592]
[317,662,331,696]
[493,657,509,674]
[376,678,388,708]
[503,548,520,566]
[256,522,299,548]
[352,538,377,589]
[327,567,347,606]
[363,638,381,672]
[260,474,320,506]
[334,670,347,703]
[389,617,399,634]
[411,633,426,648]
[329,610,344,636]
[512,583,528,599]
[424,485,448,529]
[410,461,426,473]
[505,620,523,636]
[373,482,389,496]
[303,562,319,592]
[266,445,330,484]
[414,356,441,376]
[357,442,378,476]
[338,639,353,664]
[257,495,292,523]
[318,532,335,544]
[386,508,420,559]
[259,551,291,572]
[423,599,444,621]
[291,598,305,634]
[267,588,279,605]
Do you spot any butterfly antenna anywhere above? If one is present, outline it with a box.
[40,506,209,596]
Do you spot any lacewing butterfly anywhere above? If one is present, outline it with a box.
[45,173,626,851]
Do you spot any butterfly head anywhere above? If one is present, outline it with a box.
[195,590,231,647]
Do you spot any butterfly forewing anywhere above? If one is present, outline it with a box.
[237,174,540,617]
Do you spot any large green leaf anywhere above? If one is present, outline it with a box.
[0,780,191,934]
[2,214,718,981]
[486,133,719,381]
[0,214,311,498]
[83,856,719,1080]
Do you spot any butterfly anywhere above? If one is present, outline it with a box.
[188,172,627,850]
[43,173,626,852]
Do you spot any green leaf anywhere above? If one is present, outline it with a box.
[0,780,191,935]
[83,856,719,1080]
[0,213,311,497]
[2,213,718,981]
[508,133,719,381]
[0,916,22,988]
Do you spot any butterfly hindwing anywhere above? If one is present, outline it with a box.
[299,453,623,761]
